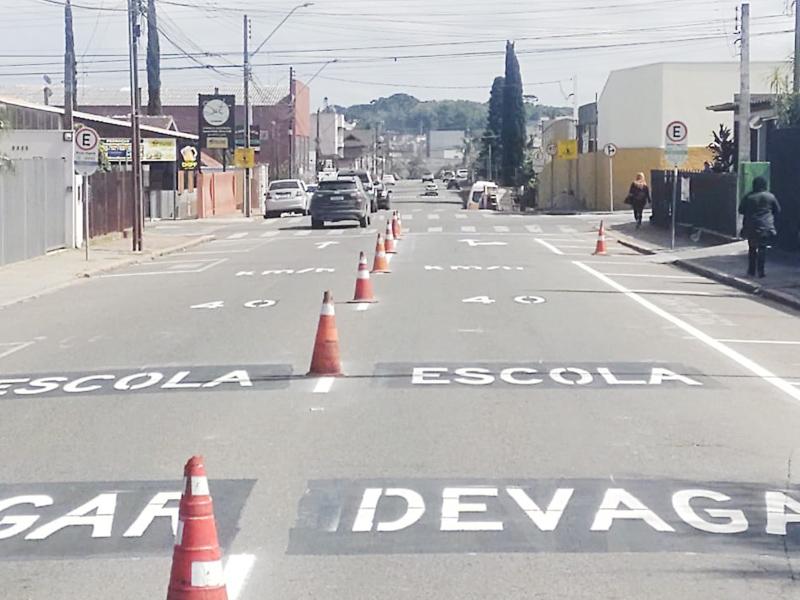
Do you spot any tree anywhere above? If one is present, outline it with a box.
[146,0,162,115]
[769,64,800,128]
[476,76,504,179]
[708,124,735,173]
[501,41,526,186]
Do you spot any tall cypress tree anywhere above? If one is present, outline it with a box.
[501,41,525,186]
[478,75,504,180]
[146,0,162,116]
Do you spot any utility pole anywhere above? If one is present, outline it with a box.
[315,107,321,174]
[128,0,144,251]
[242,14,252,217]
[288,66,295,179]
[64,0,75,129]
[738,3,751,169]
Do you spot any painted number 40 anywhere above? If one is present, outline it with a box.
[191,300,277,309]
[462,295,546,305]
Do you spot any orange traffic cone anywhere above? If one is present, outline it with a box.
[167,456,228,600]
[308,290,342,376]
[349,251,377,303]
[593,220,607,255]
[384,221,397,254]
[392,211,401,239]
[371,233,391,273]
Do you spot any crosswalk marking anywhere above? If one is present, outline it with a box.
[494,226,509,233]
[328,229,344,235]
[412,208,422,212]
[559,225,578,233]
[428,214,440,220]
[428,226,443,233]
[401,214,413,220]
[525,225,543,233]
[455,214,467,219]
[294,231,311,237]
[461,226,476,232]
[226,232,248,239]
[260,231,280,238]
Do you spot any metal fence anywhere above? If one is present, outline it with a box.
[0,158,70,266]
[650,170,738,238]
[89,169,134,238]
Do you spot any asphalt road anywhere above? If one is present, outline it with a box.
[2,181,800,598]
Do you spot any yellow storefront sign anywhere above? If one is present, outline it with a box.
[557,139,578,160]
[234,147,256,168]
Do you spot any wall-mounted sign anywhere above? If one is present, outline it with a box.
[198,94,236,151]
[102,138,178,163]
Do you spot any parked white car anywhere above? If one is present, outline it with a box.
[382,174,397,186]
[264,179,309,218]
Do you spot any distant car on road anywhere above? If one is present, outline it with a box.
[465,181,500,210]
[338,169,377,212]
[423,182,439,196]
[441,170,455,182]
[374,181,392,210]
[310,177,371,229]
[381,174,397,186]
[456,168,469,179]
[421,173,434,183]
[264,179,308,218]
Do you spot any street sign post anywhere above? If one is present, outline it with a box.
[74,126,100,261]
[664,121,688,249]
[603,143,618,212]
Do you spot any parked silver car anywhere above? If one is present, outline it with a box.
[263,179,309,218]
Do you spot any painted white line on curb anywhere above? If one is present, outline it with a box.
[535,238,564,255]
[628,289,717,296]
[574,261,800,405]
[356,303,370,311]
[313,377,335,394]
[224,553,256,600]
[601,273,705,280]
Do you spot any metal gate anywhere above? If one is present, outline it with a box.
[0,158,70,266]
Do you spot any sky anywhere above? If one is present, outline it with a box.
[0,0,796,111]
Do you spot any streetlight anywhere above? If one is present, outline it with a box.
[242,2,313,217]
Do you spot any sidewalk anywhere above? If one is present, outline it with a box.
[610,218,800,311]
[0,224,216,309]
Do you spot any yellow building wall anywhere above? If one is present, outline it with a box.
[539,146,714,211]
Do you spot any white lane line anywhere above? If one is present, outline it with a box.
[535,238,564,255]
[718,339,800,345]
[328,229,344,235]
[294,231,311,237]
[413,208,422,212]
[225,553,256,600]
[226,232,248,240]
[461,225,476,232]
[628,289,717,296]
[456,214,468,219]
[601,273,705,280]
[494,226,510,233]
[525,225,543,233]
[356,303,370,311]
[435,208,445,212]
[366,229,377,234]
[428,214,440,220]
[313,377,335,393]
[0,341,36,359]
[428,226,443,233]
[401,214,413,220]
[559,226,578,233]
[574,261,800,404]
[260,231,280,238]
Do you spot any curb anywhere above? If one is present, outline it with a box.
[77,235,215,278]
[674,259,800,312]
[614,236,657,256]
[0,235,215,310]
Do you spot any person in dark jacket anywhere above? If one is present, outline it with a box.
[739,177,781,278]
[626,172,651,228]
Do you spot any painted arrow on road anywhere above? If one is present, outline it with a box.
[315,241,340,249]
[459,239,508,247]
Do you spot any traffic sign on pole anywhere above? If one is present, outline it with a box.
[603,143,617,158]
[603,143,618,212]
[664,120,688,167]
[74,126,100,176]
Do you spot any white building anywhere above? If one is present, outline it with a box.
[310,111,346,160]
[598,61,783,149]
